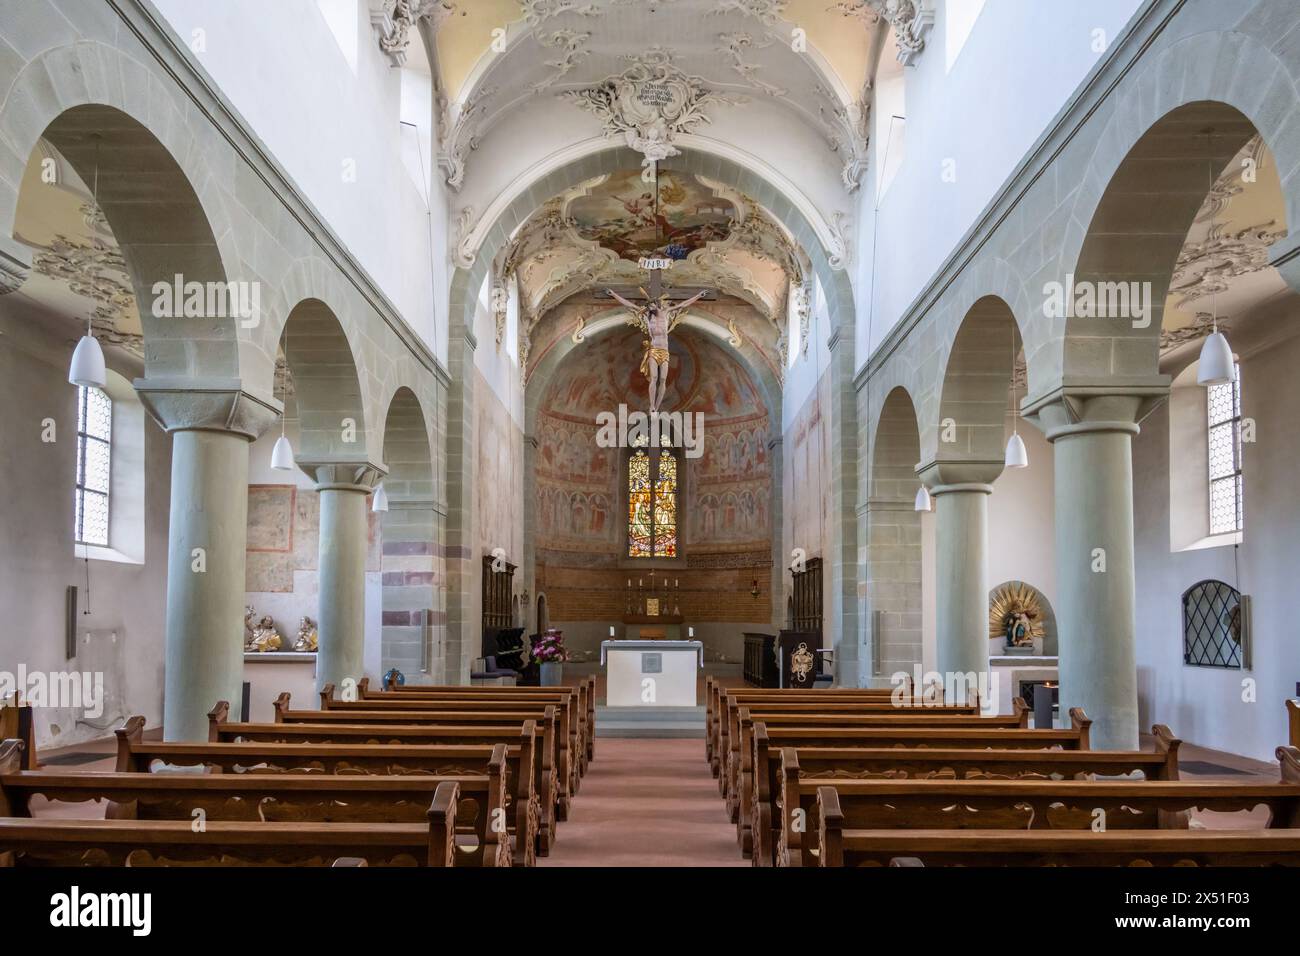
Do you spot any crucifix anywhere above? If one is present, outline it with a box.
[605,162,709,414]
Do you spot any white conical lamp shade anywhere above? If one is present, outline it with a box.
[68,334,106,388]
[270,434,295,471]
[914,485,932,512]
[371,483,389,513]
[1004,431,1029,469]
[1197,331,1235,386]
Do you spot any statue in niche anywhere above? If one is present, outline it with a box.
[988,581,1046,655]
[607,287,706,413]
[247,614,283,653]
[293,616,318,653]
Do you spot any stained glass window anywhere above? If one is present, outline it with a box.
[76,385,112,547]
[1206,365,1242,535]
[627,445,679,558]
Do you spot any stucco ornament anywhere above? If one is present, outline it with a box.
[562,49,741,171]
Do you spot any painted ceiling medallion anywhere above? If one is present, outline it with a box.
[561,48,743,169]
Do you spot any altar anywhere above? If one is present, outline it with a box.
[601,639,703,707]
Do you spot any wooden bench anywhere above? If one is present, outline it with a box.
[725,700,1036,842]
[208,701,560,853]
[818,822,1300,867]
[730,710,1092,855]
[0,739,512,867]
[752,723,1182,866]
[331,682,588,785]
[0,701,33,769]
[0,812,469,867]
[708,686,905,776]
[302,690,579,813]
[273,693,575,821]
[808,748,1300,867]
[365,675,597,768]
[114,716,539,865]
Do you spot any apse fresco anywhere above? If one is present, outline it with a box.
[535,327,770,555]
[569,169,737,262]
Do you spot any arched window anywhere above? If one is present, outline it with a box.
[1206,365,1243,535]
[1182,579,1244,668]
[75,384,112,547]
[628,444,679,558]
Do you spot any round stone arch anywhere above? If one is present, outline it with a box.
[377,386,441,684]
[0,44,246,379]
[447,146,855,346]
[1058,29,1300,383]
[928,294,1025,471]
[278,297,372,465]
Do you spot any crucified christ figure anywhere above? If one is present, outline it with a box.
[607,287,707,413]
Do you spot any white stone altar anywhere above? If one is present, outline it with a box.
[601,639,703,707]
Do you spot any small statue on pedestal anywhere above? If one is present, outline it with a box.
[294,616,318,652]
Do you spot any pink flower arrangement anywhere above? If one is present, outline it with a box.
[532,628,570,664]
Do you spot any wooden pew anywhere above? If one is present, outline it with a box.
[208,701,560,854]
[809,748,1300,867]
[366,675,597,768]
[725,700,1034,842]
[274,692,575,821]
[709,686,904,777]
[302,689,579,814]
[753,723,1182,866]
[0,740,511,867]
[731,709,1092,855]
[0,699,34,769]
[818,822,1300,867]
[337,682,588,784]
[114,716,539,865]
[0,811,467,867]
[1289,698,1299,748]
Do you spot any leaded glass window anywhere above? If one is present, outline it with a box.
[1182,579,1243,668]
[627,445,679,558]
[75,385,112,547]
[1206,365,1242,535]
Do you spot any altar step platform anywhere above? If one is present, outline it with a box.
[594,704,706,738]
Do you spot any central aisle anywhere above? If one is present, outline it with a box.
[538,737,748,867]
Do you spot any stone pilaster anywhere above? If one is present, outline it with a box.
[1025,386,1166,750]
[133,380,279,741]
[298,460,387,694]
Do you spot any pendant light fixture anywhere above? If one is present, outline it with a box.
[1197,293,1235,386]
[69,136,106,389]
[1196,147,1235,387]
[270,365,295,471]
[1004,326,1028,469]
[371,483,389,513]
[914,484,932,512]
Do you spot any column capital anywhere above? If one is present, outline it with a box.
[297,459,388,493]
[1022,383,1167,443]
[915,458,1002,494]
[133,378,280,441]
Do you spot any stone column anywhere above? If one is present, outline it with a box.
[863,496,923,685]
[134,382,278,741]
[916,461,1002,685]
[1027,389,1164,750]
[300,461,386,694]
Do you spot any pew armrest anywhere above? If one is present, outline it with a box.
[428,781,460,867]
[205,702,229,742]
[319,684,335,709]
[1277,746,1300,785]
[272,693,291,723]
[816,786,843,868]
[1010,696,1029,728]
[1152,724,1182,780]
[115,716,147,771]
[1069,707,1092,748]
